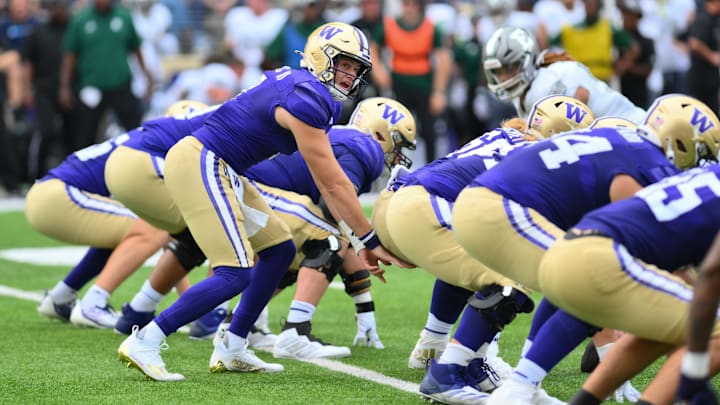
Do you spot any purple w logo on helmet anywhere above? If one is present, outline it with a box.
[382,105,405,125]
[318,25,342,40]
[691,108,715,133]
[566,103,588,123]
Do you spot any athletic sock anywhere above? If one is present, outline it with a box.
[130,280,165,312]
[81,285,110,310]
[287,300,315,323]
[49,281,77,304]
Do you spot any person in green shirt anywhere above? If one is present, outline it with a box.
[263,0,326,70]
[59,0,153,152]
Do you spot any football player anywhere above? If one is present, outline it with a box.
[483,26,646,124]
[452,94,717,404]
[538,163,720,404]
[374,95,594,404]
[114,97,416,357]
[31,100,211,329]
[117,22,409,382]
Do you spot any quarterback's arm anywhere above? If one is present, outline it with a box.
[277,107,370,236]
[608,174,643,202]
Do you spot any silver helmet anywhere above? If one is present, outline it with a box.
[483,27,540,101]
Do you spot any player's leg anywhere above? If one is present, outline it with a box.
[342,249,384,349]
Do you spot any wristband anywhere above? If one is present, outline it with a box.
[682,351,711,379]
[359,229,380,250]
[339,220,366,252]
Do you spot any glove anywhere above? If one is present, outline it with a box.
[613,380,641,403]
[675,374,718,405]
[353,312,384,349]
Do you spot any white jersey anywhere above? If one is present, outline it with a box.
[518,61,646,124]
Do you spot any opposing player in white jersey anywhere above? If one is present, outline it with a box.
[483,27,646,124]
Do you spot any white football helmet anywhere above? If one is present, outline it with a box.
[164,100,209,117]
[640,94,720,170]
[349,97,417,169]
[483,27,540,101]
[301,22,372,102]
[526,95,595,139]
[590,116,638,130]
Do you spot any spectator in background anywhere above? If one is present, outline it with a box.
[639,0,695,96]
[1,0,38,123]
[350,0,383,100]
[688,0,720,115]
[201,0,235,57]
[128,0,178,55]
[162,0,208,53]
[0,48,22,195]
[505,0,549,49]
[617,0,654,108]
[22,0,72,180]
[551,0,635,83]
[533,0,585,40]
[263,0,326,70]
[59,0,152,151]
[370,0,452,165]
[150,52,242,115]
[224,0,286,89]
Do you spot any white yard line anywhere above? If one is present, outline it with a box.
[0,282,419,395]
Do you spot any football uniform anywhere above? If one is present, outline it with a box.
[105,106,218,234]
[518,61,646,124]
[382,128,533,292]
[25,133,139,248]
[539,166,720,344]
[162,67,341,268]
[245,125,385,270]
[453,127,679,290]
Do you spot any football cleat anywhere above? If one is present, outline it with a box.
[466,358,503,393]
[70,302,119,329]
[484,356,514,381]
[115,303,155,335]
[248,325,278,351]
[37,290,75,322]
[409,329,451,369]
[118,326,185,381]
[209,332,284,373]
[580,340,599,373]
[419,360,490,405]
[189,307,227,340]
[487,379,563,405]
[273,327,351,359]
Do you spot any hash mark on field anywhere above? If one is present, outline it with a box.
[303,358,420,394]
[0,285,43,302]
[0,283,419,395]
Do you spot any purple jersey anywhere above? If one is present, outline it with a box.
[122,105,219,157]
[244,126,384,203]
[194,67,342,173]
[45,133,135,196]
[576,165,720,270]
[401,128,529,201]
[471,127,680,229]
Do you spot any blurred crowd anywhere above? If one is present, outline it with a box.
[0,0,713,196]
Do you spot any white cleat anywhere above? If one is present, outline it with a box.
[535,387,566,405]
[409,329,450,369]
[209,332,284,373]
[485,356,514,381]
[118,326,185,382]
[487,379,540,405]
[273,328,351,360]
[70,303,119,329]
[248,326,277,351]
[37,292,75,322]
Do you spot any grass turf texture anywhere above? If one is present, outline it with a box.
[0,210,708,404]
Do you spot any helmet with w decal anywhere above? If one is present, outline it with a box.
[301,22,373,102]
[350,97,416,169]
[526,95,595,139]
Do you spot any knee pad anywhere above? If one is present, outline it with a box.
[167,229,206,272]
[340,269,371,297]
[300,236,343,282]
[467,284,535,332]
[277,269,298,290]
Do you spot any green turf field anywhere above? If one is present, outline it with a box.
[0,209,691,404]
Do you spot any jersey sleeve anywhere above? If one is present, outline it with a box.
[340,135,385,193]
[283,81,335,130]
